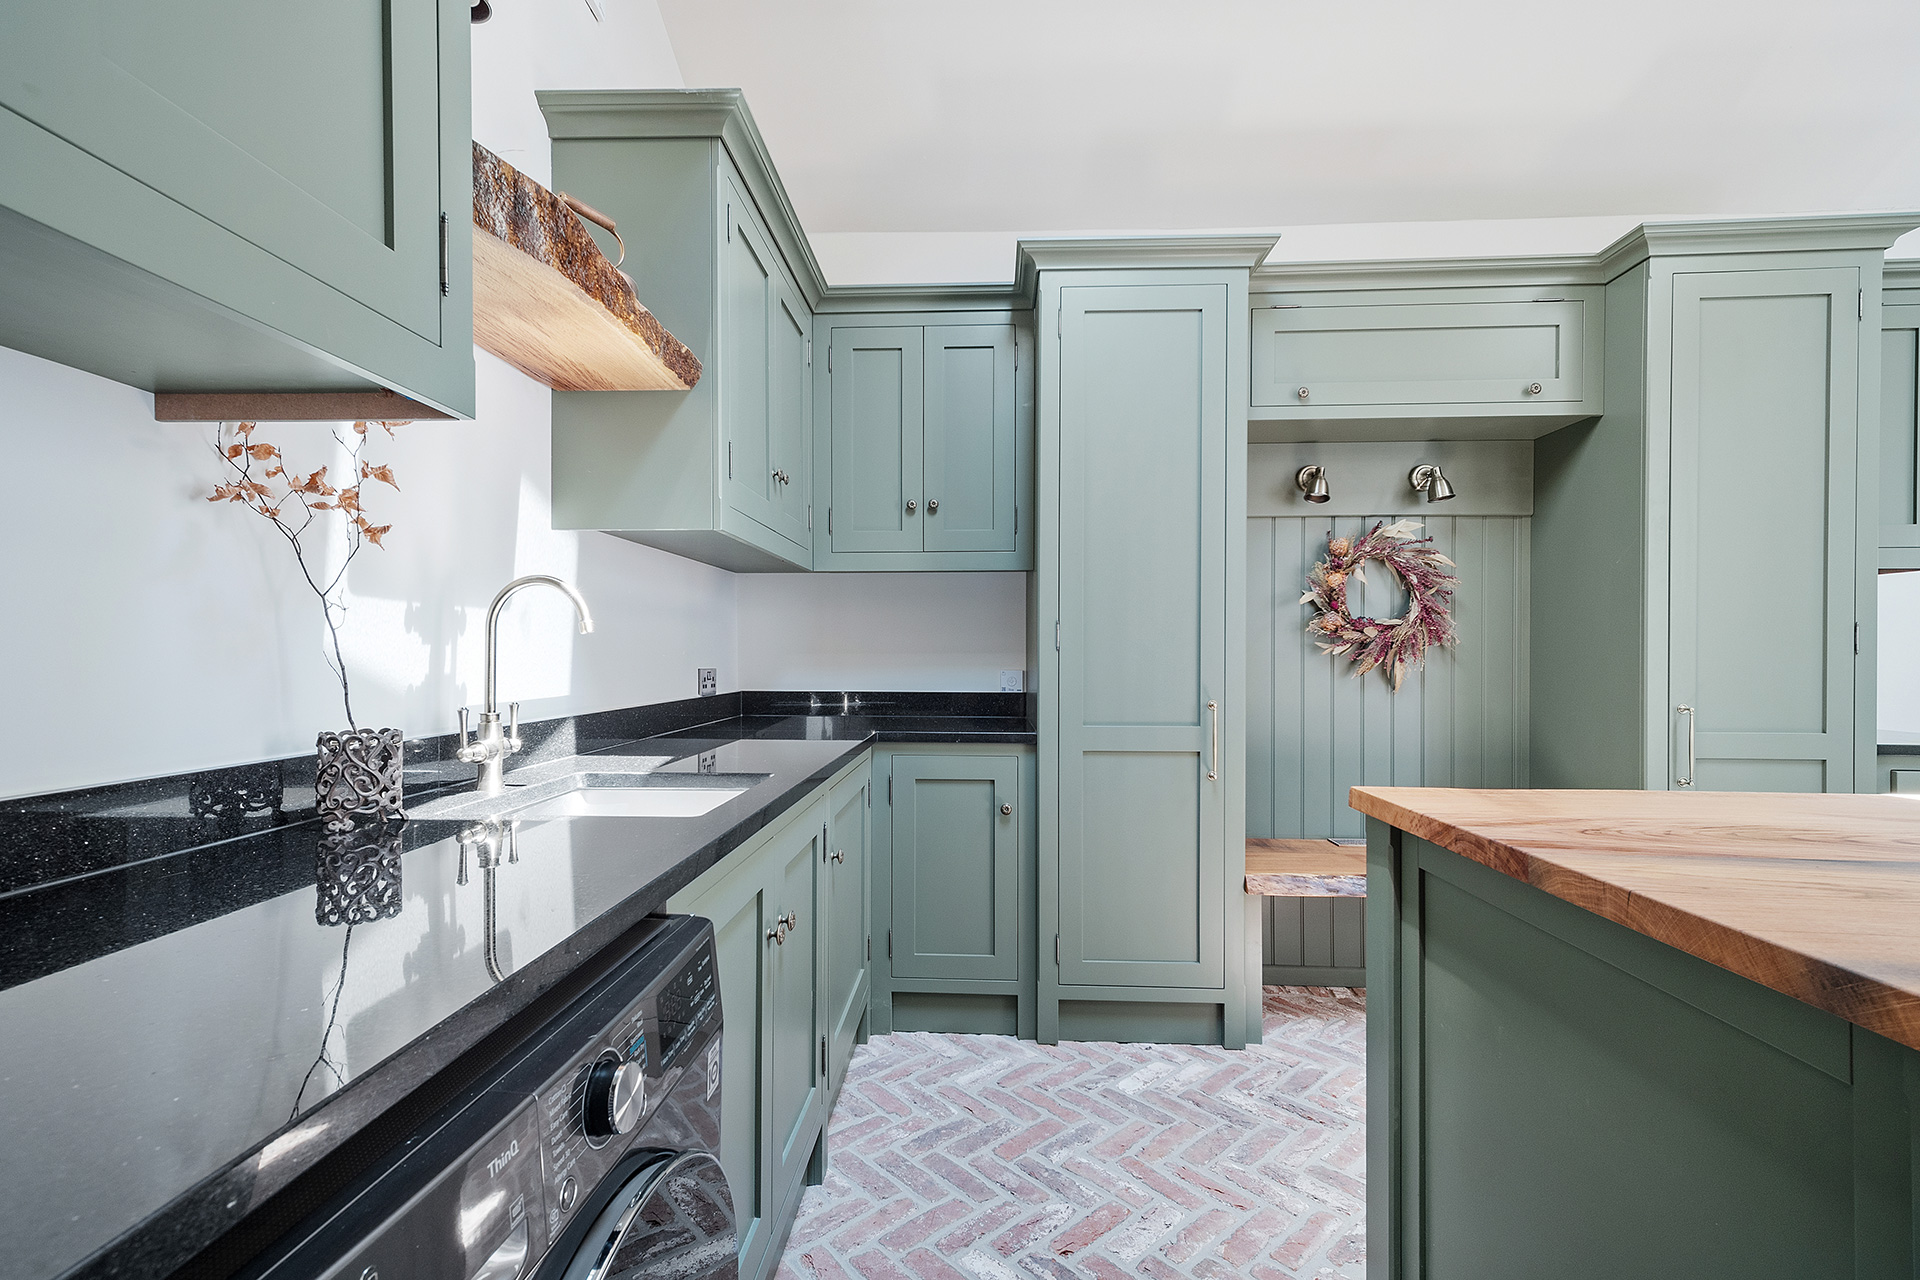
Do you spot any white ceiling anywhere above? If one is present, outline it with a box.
[655,0,1920,277]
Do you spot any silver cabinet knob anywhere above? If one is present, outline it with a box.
[1000,803,1012,816]
[1297,387,1310,400]
[927,498,938,514]
[831,848,845,864]
[1525,382,1543,396]
[905,499,917,514]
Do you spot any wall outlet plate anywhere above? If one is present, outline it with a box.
[698,668,717,696]
[999,670,1025,693]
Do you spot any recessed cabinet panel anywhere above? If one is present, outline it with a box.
[824,769,870,1081]
[1883,307,1920,547]
[722,182,778,532]
[829,327,923,553]
[924,327,1018,553]
[2,0,441,339]
[892,754,1020,982]
[1254,300,1584,408]
[767,814,821,1197]
[1669,270,1858,792]
[770,285,812,546]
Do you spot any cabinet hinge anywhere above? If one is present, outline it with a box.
[827,343,832,375]
[808,504,813,530]
[439,214,450,297]
[1856,622,1861,655]
[1056,301,1062,337]
[726,204,731,243]
[1860,290,1866,321]
[887,929,893,960]
[807,336,812,368]
[821,1035,827,1076]
[1014,507,1018,536]
[867,934,872,960]
[727,441,733,479]
[828,507,833,535]
[1531,297,1566,304]
[887,775,893,805]
[1055,620,1061,652]
[1054,934,1060,966]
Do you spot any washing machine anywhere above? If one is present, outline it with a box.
[250,914,733,1280]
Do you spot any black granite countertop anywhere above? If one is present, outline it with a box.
[0,695,1031,1280]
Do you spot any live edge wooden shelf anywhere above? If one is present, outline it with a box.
[1244,838,1368,897]
[471,142,700,393]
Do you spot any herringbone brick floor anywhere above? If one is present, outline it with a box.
[775,987,1365,1280]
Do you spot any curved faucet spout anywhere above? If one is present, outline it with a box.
[484,575,595,714]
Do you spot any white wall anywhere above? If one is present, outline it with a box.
[1881,572,1920,735]
[737,573,1028,692]
[0,2,745,800]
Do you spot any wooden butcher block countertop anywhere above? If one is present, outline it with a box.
[1350,786,1920,1053]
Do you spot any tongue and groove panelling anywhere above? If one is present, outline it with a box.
[1248,513,1531,980]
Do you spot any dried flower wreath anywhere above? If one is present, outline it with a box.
[1300,519,1458,690]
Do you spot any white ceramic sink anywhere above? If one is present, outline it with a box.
[506,786,747,820]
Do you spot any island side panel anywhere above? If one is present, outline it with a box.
[1368,823,1920,1279]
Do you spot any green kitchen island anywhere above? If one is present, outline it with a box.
[1356,786,1920,1279]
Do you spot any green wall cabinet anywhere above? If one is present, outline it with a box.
[0,0,474,415]
[1033,243,1267,1049]
[1531,218,1919,795]
[1248,286,1602,440]
[542,92,815,572]
[890,753,1021,982]
[666,754,871,1280]
[812,313,1033,571]
[1883,264,1920,566]
[822,761,871,1090]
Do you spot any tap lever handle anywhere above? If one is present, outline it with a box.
[458,707,471,748]
[506,701,521,753]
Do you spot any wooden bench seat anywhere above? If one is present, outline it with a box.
[1245,838,1367,897]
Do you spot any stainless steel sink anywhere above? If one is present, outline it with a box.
[409,767,766,822]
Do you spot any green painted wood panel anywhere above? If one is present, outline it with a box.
[891,754,1020,982]
[0,0,442,340]
[769,282,812,547]
[1251,298,1589,410]
[1056,284,1228,990]
[824,765,870,1081]
[722,175,779,534]
[923,326,1018,552]
[1669,269,1859,792]
[766,810,822,1200]
[828,326,923,553]
[1883,307,1920,545]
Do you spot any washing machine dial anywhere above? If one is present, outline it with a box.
[583,1054,645,1139]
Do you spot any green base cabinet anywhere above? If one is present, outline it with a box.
[1032,244,1268,1049]
[1367,818,1920,1278]
[822,760,872,1091]
[666,753,870,1280]
[867,744,1038,1039]
[541,91,814,572]
[0,0,473,414]
[812,311,1035,571]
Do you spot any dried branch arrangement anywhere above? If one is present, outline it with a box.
[209,420,405,727]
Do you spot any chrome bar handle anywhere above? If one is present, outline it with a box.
[1676,705,1695,788]
[1206,700,1220,782]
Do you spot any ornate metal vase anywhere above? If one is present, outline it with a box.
[314,727,405,833]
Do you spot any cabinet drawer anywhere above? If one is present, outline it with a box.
[1252,298,1589,410]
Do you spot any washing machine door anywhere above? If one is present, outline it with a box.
[562,1151,736,1280]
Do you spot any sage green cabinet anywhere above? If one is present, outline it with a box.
[822,762,871,1088]
[0,0,473,414]
[1530,218,1917,796]
[667,755,871,1280]
[1033,248,1262,1049]
[1882,267,1920,563]
[891,754,1021,982]
[542,92,813,572]
[813,313,1033,571]
[1248,287,1601,439]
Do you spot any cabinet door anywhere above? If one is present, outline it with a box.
[1055,285,1228,988]
[1251,299,1587,409]
[765,813,822,1199]
[768,281,813,548]
[1669,268,1859,793]
[892,754,1020,982]
[674,869,770,1272]
[828,327,923,553]
[1882,305,1920,550]
[721,177,780,531]
[824,770,870,1083]
[923,326,1019,552]
[0,1,445,341]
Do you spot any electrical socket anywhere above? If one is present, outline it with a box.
[697,668,717,696]
[999,669,1025,693]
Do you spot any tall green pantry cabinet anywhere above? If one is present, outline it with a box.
[1032,239,1273,1048]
